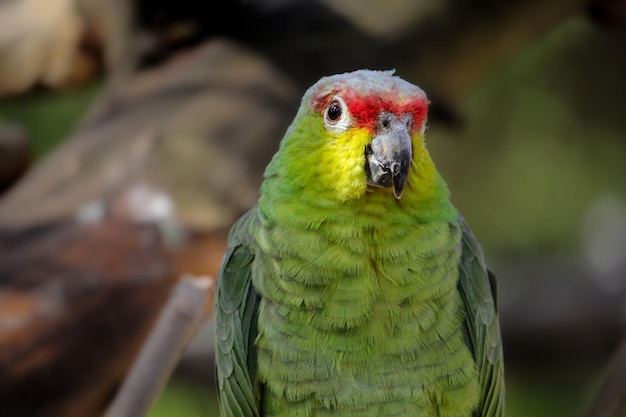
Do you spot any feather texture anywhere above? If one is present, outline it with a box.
[214,70,504,417]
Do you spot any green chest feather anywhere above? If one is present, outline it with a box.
[250,192,479,417]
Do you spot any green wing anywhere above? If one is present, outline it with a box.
[457,215,505,417]
[215,210,262,417]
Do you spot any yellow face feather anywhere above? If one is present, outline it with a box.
[315,125,439,206]
[317,126,371,201]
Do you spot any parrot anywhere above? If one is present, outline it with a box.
[215,69,504,417]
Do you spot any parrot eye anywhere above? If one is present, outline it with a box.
[326,100,342,123]
[322,96,351,132]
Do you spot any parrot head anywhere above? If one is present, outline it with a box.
[268,69,440,206]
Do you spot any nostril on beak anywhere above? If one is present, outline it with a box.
[381,115,392,130]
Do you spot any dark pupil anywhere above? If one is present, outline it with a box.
[327,102,342,121]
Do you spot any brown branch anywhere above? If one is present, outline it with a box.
[104,275,213,417]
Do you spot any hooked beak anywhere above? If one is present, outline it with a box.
[365,112,412,199]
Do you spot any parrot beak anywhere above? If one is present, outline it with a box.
[365,112,413,199]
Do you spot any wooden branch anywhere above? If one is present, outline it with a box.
[583,334,626,417]
[104,275,213,417]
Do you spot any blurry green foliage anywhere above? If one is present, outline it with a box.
[149,375,220,417]
[0,81,103,159]
[430,17,626,255]
[505,362,604,417]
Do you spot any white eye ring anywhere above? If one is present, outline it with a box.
[323,96,351,133]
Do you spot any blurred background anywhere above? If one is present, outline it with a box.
[0,0,625,416]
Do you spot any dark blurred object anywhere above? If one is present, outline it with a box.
[0,220,174,417]
[498,258,624,363]
[102,0,592,126]
[586,0,626,28]
[0,217,226,417]
[130,0,590,100]
[0,124,31,194]
[0,39,293,417]
[584,335,626,417]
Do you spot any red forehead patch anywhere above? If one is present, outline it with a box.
[312,90,428,132]
[344,93,428,131]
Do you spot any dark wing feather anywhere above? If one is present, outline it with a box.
[215,210,261,417]
[456,215,505,417]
